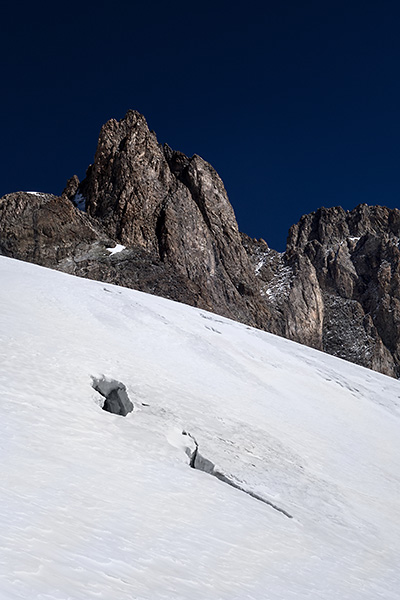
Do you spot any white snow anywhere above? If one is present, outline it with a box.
[106,244,126,255]
[263,264,293,301]
[1,256,400,599]
[25,191,46,196]
[254,250,271,275]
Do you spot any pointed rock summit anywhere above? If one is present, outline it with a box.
[65,110,273,327]
[2,110,400,377]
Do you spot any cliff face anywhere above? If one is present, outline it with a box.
[287,205,400,376]
[244,204,400,376]
[1,110,400,377]
[0,191,102,266]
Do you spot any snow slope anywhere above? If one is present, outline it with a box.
[0,256,399,600]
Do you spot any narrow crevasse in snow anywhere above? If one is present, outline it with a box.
[183,431,293,519]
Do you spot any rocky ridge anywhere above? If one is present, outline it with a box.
[1,110,400,377]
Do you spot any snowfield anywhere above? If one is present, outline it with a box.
[0,256,400,599]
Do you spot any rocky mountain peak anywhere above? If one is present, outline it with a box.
[163,144,190,177]
[2,109,400,378]
[287,204,400,253]
[59,110,270,326]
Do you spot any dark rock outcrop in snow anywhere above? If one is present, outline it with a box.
[1,110,400,377]
[92,376,133,416]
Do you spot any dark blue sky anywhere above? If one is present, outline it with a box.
[2,1,400,251]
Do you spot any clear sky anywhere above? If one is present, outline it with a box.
[2,0,400,251]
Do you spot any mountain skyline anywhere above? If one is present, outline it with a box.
[2,1,400,251]
[3,107,400,379]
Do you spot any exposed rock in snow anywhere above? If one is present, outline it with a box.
[91,376,134,416]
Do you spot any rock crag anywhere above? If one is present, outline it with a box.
[1,110,400,377]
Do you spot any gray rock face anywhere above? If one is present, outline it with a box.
[244,204,400,376]
[242,233,324,350]
[1,110,400,377]
[0,191,102,266]
[284,205,400,376]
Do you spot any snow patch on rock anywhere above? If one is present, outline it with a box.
[107,244,126,255]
